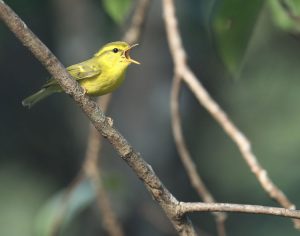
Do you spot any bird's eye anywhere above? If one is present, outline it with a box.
[113,48,119,53]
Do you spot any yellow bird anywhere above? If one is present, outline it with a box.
[22,41,140,108]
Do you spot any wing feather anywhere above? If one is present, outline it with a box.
[43,59,101,87]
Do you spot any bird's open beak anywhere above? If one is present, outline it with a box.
[124,44,140,64]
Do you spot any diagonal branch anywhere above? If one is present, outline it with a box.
[0,1,196,235]
[171,75,227,236]
[162,0,300,229]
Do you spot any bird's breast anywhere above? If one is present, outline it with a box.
[80,69,126,96]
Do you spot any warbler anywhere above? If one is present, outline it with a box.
[22,41,139,108]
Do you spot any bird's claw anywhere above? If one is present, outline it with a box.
[107,117,114,126]
[82,87,87,95]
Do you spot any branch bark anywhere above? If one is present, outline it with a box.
[179,202,300,219]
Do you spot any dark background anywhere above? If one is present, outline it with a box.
[1,0,300,235]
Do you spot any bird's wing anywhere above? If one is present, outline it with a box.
[43,59,101,87]
[67,60,102,80]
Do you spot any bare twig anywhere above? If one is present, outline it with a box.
[171,75,226,236]
[123,0,151,44]
[50,172,85,236]
[162,0,300,229]
[179,202,300,219]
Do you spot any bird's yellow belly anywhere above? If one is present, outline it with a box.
[80,72,125,96]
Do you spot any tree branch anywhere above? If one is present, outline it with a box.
[0,1,196,235]
[179,202,300,219]
[162,0,300,229]
[171,75,227,236]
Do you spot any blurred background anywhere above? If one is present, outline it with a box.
[1,0,300,235]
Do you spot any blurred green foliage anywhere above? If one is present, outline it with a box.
[268,0,300,33]
[102,0,132,24]
[34,173,124,236]
[212,0,264,77]
[34,180,95,236]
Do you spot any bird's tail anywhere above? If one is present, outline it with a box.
[22,87,57,108]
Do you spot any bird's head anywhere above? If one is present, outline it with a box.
[94,41,140,70]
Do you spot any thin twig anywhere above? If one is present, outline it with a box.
[179,202,300,219]
[171,75,226,236]
[123,0,151,44]
[162,0,300,229]
[50,172,86,236]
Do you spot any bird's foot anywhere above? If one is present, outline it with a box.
[107,117,114,127]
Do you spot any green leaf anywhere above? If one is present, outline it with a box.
[102,0,132,24]
[268,0,300,33]
[212,0,264,77]
[34,179,95,236]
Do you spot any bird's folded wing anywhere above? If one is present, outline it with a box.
[43,60,101,87]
